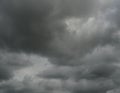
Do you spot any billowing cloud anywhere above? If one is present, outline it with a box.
[0,50,33,81]
[1,0,120,93]
[0,0,99,54]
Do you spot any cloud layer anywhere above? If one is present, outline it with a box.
[0,0,120,93]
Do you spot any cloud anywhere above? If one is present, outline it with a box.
[0,0,99,54]
[1,0,120,93]
[107,88,120,93]
[0,50,32,81]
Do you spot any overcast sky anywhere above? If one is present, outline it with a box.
[0,0,120,93]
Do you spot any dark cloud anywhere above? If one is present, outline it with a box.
[0,66,13,81]
[0,0,98,54]
[1,0,120,93]
[39,63,117,80]
[0,50,32,81]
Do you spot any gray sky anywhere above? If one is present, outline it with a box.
[0,0,120,93]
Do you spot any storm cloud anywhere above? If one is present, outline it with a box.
[0,0,98,54]
[0,0,120,93]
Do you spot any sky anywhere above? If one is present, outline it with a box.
[0,0,120,93]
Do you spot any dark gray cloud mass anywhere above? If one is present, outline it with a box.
[0,0,98,54]
[0,50,32,81]
[0,0,120,93]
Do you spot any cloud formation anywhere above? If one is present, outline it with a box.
[0,0,98,54]
[0,50,33,81]
[0,0,120,93]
